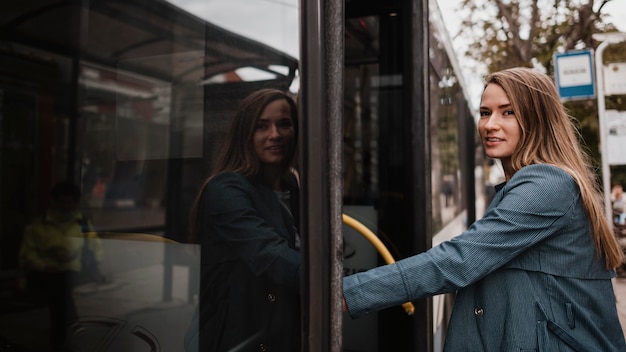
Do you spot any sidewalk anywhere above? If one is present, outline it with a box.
[614,277,626,338]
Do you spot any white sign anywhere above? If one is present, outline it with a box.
[604,63,626,96]
[606,109,626,165]
[558,55,594,86]
[554,50,595,100]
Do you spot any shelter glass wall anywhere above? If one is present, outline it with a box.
[0,0,299,351]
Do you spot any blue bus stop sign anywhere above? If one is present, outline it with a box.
[554,50,595,101]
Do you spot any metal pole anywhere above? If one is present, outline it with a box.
[593,32,626,224]
[596,40,612,223]
[300,0,344,350]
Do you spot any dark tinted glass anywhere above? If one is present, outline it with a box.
[0,1,299,351]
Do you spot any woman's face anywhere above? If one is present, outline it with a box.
[479,83,521,165]
[253,98,295,168]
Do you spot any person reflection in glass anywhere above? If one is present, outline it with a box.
[189,89,301,351]
[18,181,104,351]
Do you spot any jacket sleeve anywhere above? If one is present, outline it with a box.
[343,164,580,318]
[203,172,300,292]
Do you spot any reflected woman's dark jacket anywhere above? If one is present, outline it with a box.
[197,171,300,351]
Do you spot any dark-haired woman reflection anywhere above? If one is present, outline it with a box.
[190,88,301,352]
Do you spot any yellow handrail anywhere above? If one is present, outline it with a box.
[342,213,415,316]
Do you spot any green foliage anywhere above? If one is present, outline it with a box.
[458,0,621,73]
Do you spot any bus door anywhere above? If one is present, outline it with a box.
[342,1,432,351]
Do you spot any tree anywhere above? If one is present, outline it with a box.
[458,0,621,73]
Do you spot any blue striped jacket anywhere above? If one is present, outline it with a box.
[343,164,626,351]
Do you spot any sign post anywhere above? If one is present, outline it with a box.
[554,50,595,101]
[591,33,626,223]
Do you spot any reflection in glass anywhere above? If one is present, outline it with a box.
[189,89,301,351]
[0,0,299,351]
[430,65,463,233]
[429,29,465,234]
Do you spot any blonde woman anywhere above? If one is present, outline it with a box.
[343,68,626,351]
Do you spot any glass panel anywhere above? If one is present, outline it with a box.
[429,23,466,235]
[0,0,300,351]
[343,14,385,352]
[344,16,380,204]
[343,5,476,351]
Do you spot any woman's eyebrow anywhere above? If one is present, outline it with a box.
[480,103,512,110]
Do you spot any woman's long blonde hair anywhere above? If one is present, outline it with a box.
[485,67,623,269]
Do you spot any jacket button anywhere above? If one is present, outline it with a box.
[474,307,484,316]
[267,293,276,302]
[259,343,267,351]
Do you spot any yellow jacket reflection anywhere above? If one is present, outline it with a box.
[19,210,102,273]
